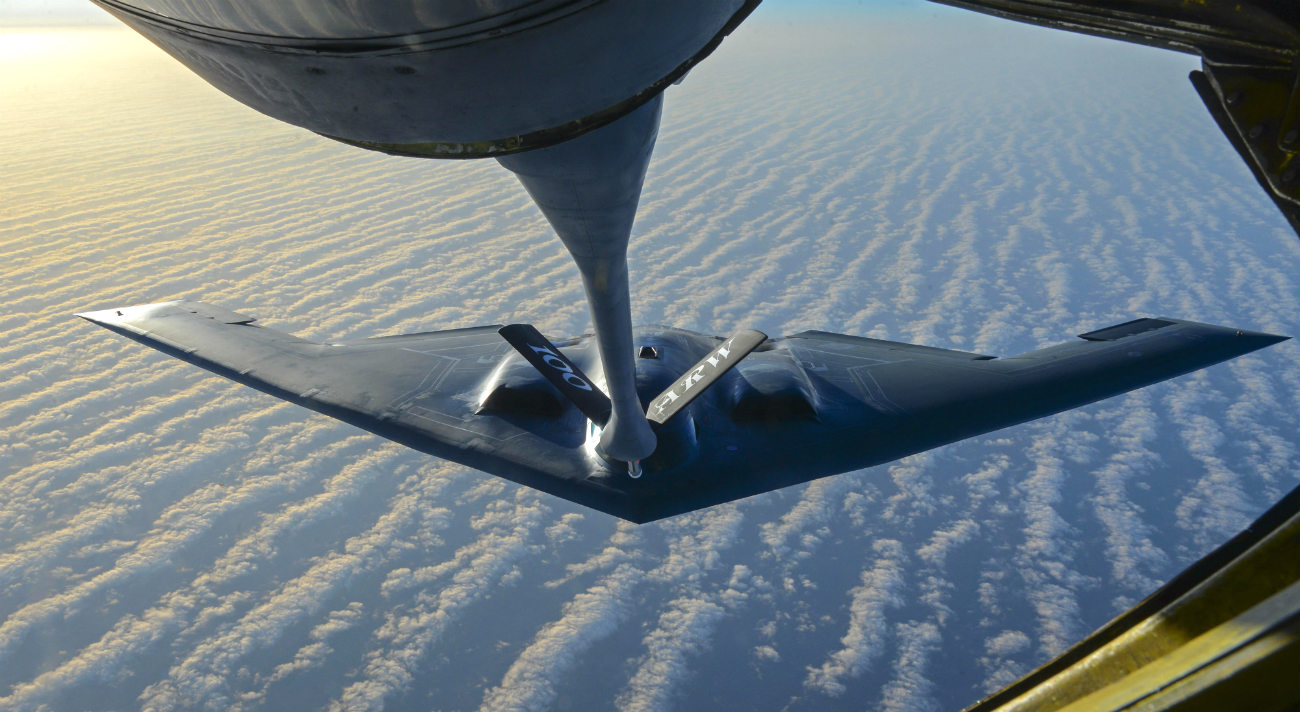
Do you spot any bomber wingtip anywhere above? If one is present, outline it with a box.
[75,309,113,325]
[1219,328,1290,359]
[1252,331,1290,347]
[1221,323,1291,348]
[76,306,152,330]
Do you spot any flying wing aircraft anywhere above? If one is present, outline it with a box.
[80,301,1285,523]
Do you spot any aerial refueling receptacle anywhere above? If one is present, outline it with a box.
[89,0,761,465]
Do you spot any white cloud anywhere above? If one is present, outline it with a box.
[805,539,907,696]
[916,519,979,569]
[264,602,365,685]
[760,475,858,563]
[753,645,780,662]
[879,621,943,712]
[480,564,642,712]
[616,596,728,712]
[0,454,452,711]
[331,494,549,712]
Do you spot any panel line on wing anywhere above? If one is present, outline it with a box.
[403,342,510,355]
[848,365,909,416]
[391,351,460,407]
[403,405,512,442]
[790,345,891,364]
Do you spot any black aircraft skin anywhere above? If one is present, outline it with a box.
[80,301,1285,523]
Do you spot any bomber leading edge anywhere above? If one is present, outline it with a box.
[80,0,1289,521]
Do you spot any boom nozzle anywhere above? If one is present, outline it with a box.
[496,97,665,463]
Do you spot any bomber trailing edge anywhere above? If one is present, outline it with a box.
[79,301,1286,523]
